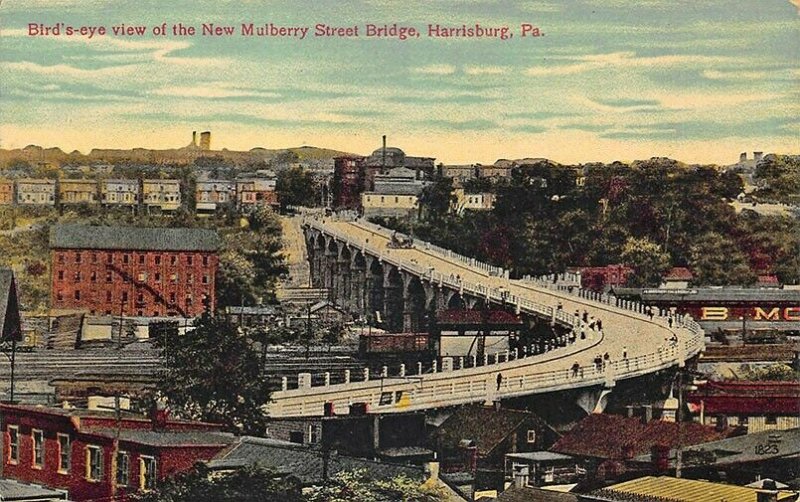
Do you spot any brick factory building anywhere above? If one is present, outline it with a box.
[49,225,220,318]
[1,403,233,502]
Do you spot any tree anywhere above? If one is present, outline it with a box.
[305,469,445,502]
[277,166,316,209]
[418,176,455,222]
[689,232,756,286]
[132,463,302,502]
[153,309,273,434]
[621,237,671,288]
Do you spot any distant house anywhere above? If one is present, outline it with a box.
[579,265,632,292]
[58,180,98,205]
[142,179,181,212]
[661,267,693,289]
[439,165,478,186]
[453,189,494,214]
[16,179,56,206]
[236,177,278,211]
[504,451,582,489]
[0,180,14,205]
[1,404,233,502]
[195,180,236,215]
[101,179,139,206]
[686,380,800,433]
[493,484,578,502]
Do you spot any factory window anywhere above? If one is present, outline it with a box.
[86,445,103,481]
[140,456,157,491]
[58,270,64,280]
[122,291,128,302]
[766,415,778,425]
[90,271,97,282]
[107,253,113,264]
[75,253,82,263]
[187,256,193,266]
[170,255,177,266]
[123,254,130,265]
[139,255,145,265]
[106,271,113,283]
[74,290,81,300]
[155,273,161,282]
[203,256,209,266]
[8,425,19,464]
[58,434,71,474]
[74,271,81,282]
[58,254,65,264]
[106,291,112,302]
[116,451,129,486]
[155,256,161,265]
[32,429,44,469]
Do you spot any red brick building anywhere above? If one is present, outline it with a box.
[1,404,233,501]
[332,156,366,210]
[49,225,220,317]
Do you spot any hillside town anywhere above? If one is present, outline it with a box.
[0,133,797,502]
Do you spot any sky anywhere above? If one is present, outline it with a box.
[1,0,798,165]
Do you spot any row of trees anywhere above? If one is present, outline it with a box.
[383,158,800,287]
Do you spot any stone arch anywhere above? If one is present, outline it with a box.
[447,292,466,310]
[383,266,404,332]
[404,276,428,333]
[367,259,385,327]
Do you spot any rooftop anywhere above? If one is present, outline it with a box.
[0,477,69,500]
[585,476,797,502]
[207,436,424,485]
[494,486,578,502]
[686,380,800,415]
[0,269,22,341]
[506,451,575,462]
[435,406,546,457]
[85,428,235,448]
[50,225,220,252]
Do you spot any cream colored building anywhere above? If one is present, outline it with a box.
[453,189,494,214]
[16,179,56,206]
[361,192,419,218]
[59,179,99,204]
[101,179,139,206]
[142,179,181,211]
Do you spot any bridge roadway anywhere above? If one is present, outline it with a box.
[264,217,704,418]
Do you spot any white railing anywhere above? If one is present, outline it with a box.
[270,218,705,417]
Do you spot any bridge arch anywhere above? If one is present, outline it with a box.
[383,266,404,332]
[367,259,385,326]
[404,276,428,333]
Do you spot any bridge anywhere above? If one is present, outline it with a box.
[265,215,704,418]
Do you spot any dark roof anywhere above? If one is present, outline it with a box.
[585,476,797,502]
[0,269,22,341]
[0,477,69,500]
[86,428,235,448]
[50,225,220,252]
[208,436,423,485]
[633,427,800,467]
[550,414,732,460]
[615,287,800,303]
[506,451,574,462]
[686,380,800,415]
[224,306,278,316]
[664,267,693,281]
[495,486,578,502]
[435,406,542,457]
[436,309,523,327]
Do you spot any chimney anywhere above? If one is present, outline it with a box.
[739,152,747,162]
[382,135,387,171]
[424,461,440,483]
[754,151,764,162]
[625,405,635,418]
[512,464,530,488]
[642,404,653,424]
[151,400,170,431]
[715,414,728,432]
[192,131,197,146]
[757,491,779,502]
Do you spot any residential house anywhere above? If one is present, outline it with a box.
[504,451,582,489]
[439,165,478,186]
[432,406,559,491]
[0,180,14,205]
[236,176,278,211]
[49,225,220,318]
[16,179,56,206]
[58,180,98,205]
[195,180,236,215]
[100,179,139,206]
[1,404,233,502]
[492,485,578,502]
[453,189,495,214]
[361,166,429,218]
[142,179,181,212]
[660,267,693,289]
[686,380,800,433]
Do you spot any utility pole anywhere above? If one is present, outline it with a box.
[675,370,683,478]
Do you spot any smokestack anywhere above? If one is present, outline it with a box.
[192,131,197,146]
[754,151,763,161]
[739,152,747,162]
[382,135,386,171]
[642,404,653,424]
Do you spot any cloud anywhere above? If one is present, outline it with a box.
[412,64,456,75]
[525,51,735,76]
[151,84,281,99]
[702,68,797,81]
[464,66,509,75]
[6,61,138,78]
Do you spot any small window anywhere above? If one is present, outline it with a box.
[107,253,113,264]
[8,425,19,464]
[74,271,81,282]
[169,292,176,303]
[121,291,128,302]
[32,429,44,468]
[766,415,778,425]
[106,291,112,302]
[86,445,103,481]
[91,253,98,263]
[526,429,536,444]
[58,270,64,280]
[74,290,81,301]
[309,425,319,444]
[202,256,209,266]
[289,431,304,444]
[123,254,130,264]
[140,456,157,491]
[139,255,145,264]
[155,273,161,282]
[187,256,193,266]
[58,434,71,473]
[106,271,113,283]
[58,254,65,264]
[202,275,209,284]
[155,256,161,265]
[116,451,129,486]
[75,252,82,263]
[170,255,177,266]
[56,292,63,301]
[90,271,97,282]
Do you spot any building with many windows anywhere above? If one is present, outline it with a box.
[101,179,139,206]
[0,180,14,205]
[15,179,56,206]
[49,225,220,318]
[195,180,236,214]
[58,180,98,205]
[1,403,233,502]
[142,179,181,212]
